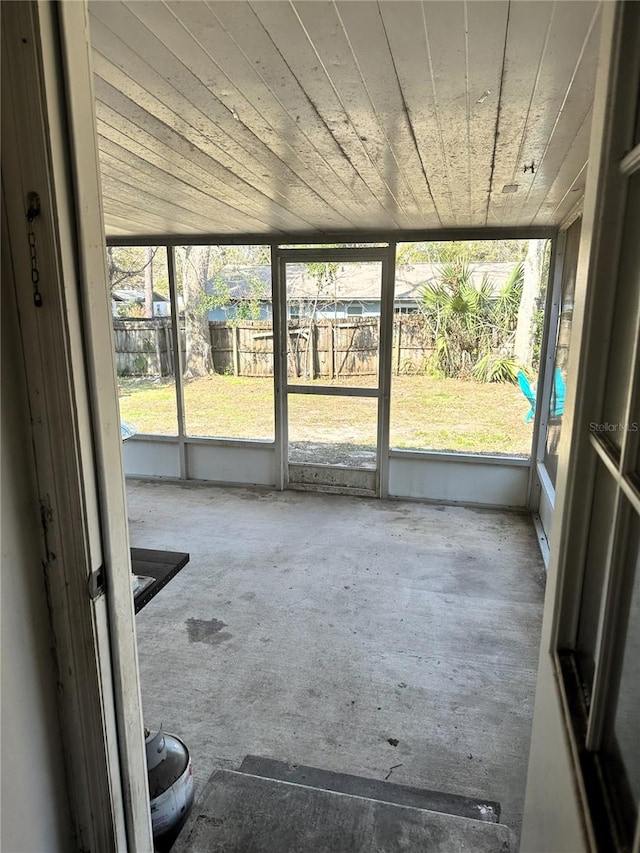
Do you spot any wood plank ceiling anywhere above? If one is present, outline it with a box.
[89,0,602,239]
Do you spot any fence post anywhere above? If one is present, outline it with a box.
[166,322,173,376]
[232,324,240,376]
[312,321,318,379]
[155,322,162,377]
[327,323,334,379]
[396,316,402,375]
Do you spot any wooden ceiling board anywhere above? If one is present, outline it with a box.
[89,0,601,238]
[491,1,600,226]
[129,0,366,228]
[93,69,317,232]
[100,171,228,233]
[96,127,279,232]
[283,1,429,224]
[96,106,314,234]
[331,1,441,225]
[100,189,209,235]
[98,146,270,234]
[162,1,386,228]
[249,1,413,229]
[94,80,317,232]
[463,1,511,225]
[532,108,592,225]
[513,4,601,225]
[543,160,588,228]
[91,3,353,231]
[209,1,399,227]
[486,1,557,225]
[393,0,470,227]
[377,1,456,226]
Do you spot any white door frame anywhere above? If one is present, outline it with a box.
[521,2,638,849]
[274,246,392,496]
[2,2,152,849]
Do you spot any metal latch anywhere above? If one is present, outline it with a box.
[88,565,105,600]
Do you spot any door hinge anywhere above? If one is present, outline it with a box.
[88,565,105,600]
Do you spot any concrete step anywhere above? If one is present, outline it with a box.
[238,754,500,824]
[174,768,516,853]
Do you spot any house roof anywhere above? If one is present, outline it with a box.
[89,1,600,239]
[215,262,519,302]
[112,289,169,303]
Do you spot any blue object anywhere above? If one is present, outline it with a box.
[517,371,536,423]
[517,368,565,423]
[121,421,137,441]
[551,368,566,417]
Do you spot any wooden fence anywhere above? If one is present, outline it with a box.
[113,318,175,377]
[113,317,435,378]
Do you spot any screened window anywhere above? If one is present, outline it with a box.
[390,240,551,456]
[544,218,581,486]
[176,244,274,441]
[110,245,178,436]
[559,133,640,849]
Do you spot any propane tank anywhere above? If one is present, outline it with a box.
[145,726,194,844]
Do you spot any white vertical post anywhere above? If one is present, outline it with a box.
[56,0,153,846]
[378,243,396,499]
[526,230,564,508]
[167,245,188,479]
[272,246,288,489]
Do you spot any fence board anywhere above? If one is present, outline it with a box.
[113,316,434,378]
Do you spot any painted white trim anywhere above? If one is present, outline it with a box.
[2,2,151,848]
[525,234,560,507]
[534,232,565,470]
[378,243,397,499]
[56,2,152,848]
[389,448,530,466]
[280,248,386,494]
[275,252,288,489]
[552,1,638,651]
[287,384,379,398]
[619,142,640,177]
[522,4,639,849]
[532,513,551,567]
[107,226,556,247]
[277,247,389,263]
[184,436,275,448]
[167,245,188,479]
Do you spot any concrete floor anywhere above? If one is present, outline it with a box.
[129,481,545,843]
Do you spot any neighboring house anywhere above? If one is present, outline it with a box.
[111,288,171,317]
[207,262,519,321]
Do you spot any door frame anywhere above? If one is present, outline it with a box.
[2,2,152,849]
[521,2,639,849]
[273,246,396,496]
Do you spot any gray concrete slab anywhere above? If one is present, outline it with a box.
[129,481,545,843]
[237,755,500,822]
[174,769,515,853]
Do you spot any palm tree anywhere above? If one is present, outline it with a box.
[420,260,525,381]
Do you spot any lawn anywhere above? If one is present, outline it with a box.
[118,374,533,456]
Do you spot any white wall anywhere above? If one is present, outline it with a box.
[1,261,74,852]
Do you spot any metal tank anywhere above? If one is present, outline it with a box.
[145,727,194,845]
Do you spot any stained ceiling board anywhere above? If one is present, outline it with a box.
[89,0,601,240]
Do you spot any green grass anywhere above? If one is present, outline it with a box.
[118,374,533,456]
